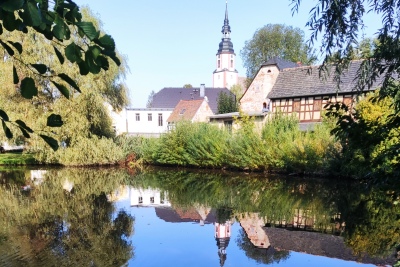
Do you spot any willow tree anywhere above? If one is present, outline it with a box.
[291,0,400,180]
[0,6,128,155]
[0,1,124,150]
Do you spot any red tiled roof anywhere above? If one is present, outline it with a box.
[167,99,204,123]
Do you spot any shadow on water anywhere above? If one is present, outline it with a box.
[0,166,398,266]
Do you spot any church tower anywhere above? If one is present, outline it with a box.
[212,2,238,89]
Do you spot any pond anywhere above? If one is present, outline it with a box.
[0,167,398,266]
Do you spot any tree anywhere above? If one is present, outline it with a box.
[230,84,244,106]
[0,1,121,150]
[0,7,128,155]
[217,91,237,114]
[146,90,156,108]
[240,24,315,79]
[290,0,400,180]
[183,84,193,88]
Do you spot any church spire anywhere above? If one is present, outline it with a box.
[218,1,234,54]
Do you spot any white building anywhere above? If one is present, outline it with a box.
[130,187,171,207]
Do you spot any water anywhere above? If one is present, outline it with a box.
[0,167,397,266]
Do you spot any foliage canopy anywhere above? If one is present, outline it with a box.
[0,0,122,150]
[240,24,315,79]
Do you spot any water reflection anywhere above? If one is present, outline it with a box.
[0,167,398,266]
[0,168,134,267]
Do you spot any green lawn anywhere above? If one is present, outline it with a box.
[0,152,37,165]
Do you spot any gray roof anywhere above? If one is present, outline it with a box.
[151,87,234,113]
[261,56,299,70]
[268,60,384,99]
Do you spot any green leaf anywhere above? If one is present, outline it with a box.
[19,127,30,138]
[31,63,48,74]
[0,109,9,121]
[20,77,38,99]
[97,34,115,50]
[2,12,18,31]
[96,55,109,71]
[53,46,64,64]
[21,1,42,27]
[39,134,59,151]
[76,21,99,41]
[78,61,89,75]
[89,45,102,59]
[46,113,63,127]
[0,40,14,56]
[52,81,69,99]
[52,14,69,40]
[85,50,101,74]
[13,65,19,84]
[15,120,34,133]
[7,41,22,53]
[102,49,121,66]
[58,73,80,92]
[65,42,82,63]
[1,121,13,139]
[0,0,24,12]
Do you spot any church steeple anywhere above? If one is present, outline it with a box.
[213,1,238,89]
[218,2,234,54]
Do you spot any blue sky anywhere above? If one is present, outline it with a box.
[74,1,379,108]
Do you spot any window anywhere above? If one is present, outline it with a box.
[218,60,220,68]
[148,113,152,121]
[231,60,233,68]
[158,113,163,126]
[135,113,140,121]
[180,109,186,115]
[150,197,155,204]
[138,197,143,204]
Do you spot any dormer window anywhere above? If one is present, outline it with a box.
[267,69,272,73]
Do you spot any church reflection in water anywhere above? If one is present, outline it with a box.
[106,185,393,267]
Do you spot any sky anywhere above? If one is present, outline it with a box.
[73,0,380,108]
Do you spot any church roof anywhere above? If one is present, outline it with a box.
[268,60,384,99]
[151,87,233,113]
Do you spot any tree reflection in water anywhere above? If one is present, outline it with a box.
[0,168,134,267]
[236,228,290,265]
[131,168,399,265]
[0,167,398,266]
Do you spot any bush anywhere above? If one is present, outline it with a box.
[33,136,124,166]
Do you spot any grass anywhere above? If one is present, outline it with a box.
[0,152,37,165]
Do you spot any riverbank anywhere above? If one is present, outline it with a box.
[0,152,37,165]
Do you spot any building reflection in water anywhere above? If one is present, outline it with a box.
[215,220,231,267]
[105,185,393,266]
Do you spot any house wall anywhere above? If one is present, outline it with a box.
[126,108,173,137]
[192,100,214,122]
[240,65,280,113]
[272,94,355,122]
[130,188,171,207]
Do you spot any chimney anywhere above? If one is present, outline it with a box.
[200,84,205,98]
